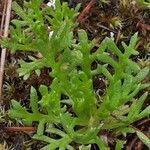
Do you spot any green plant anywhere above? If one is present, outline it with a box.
[136,0,150,9]
[1,0,150,149]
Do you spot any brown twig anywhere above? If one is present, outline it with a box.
[0,0,12,99]
[136,118,150,127]
[76,0,95,23]
[97,23,116,33]
[115,30,121,45]
[0,0,7,36]
[4,126,37,132]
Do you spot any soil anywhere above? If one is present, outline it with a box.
[0,0,150,150]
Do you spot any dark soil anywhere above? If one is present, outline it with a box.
[0,0,150,149]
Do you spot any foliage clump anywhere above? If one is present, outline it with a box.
[1,0,150,149]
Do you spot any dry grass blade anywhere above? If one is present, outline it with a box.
[0,0,12,100]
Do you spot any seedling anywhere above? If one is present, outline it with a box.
[1,0,150,149]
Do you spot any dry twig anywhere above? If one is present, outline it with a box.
[0,0,12,99]
[4,126,37,132]
[76,0,95,23]
[0,0,7,36]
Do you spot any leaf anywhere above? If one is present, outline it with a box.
[35,69,41,76]
[136,131,150,149]
[23,74,30,80]
[109,80,121,110]
[40,145,51,150]
[122,32,139,56]
[30,87,39,113]
[39,79,61,115]
[140,83,150,90]
[11,19,27,27]
[12,1,29,21]
[99,65,113,81]
[95,137,110,150]
[78,30,89,51]
[37,119,46,135]
[134,67,149,83]
[121,75,133,98]
[136,0,150,9]
[79,145,91,150]
[67,145,74,150]
[126,60,140,73]
[118,127,135,137]
[127,92,148,122]
[33,134,55,143]
[8,100,29,120]
[106,38,122,57]
[97,53,118,68]
[127,84,141,100]
[39,85,49,96]
[129,32,138,50]
[60,113,75,137]
[74,124,103,145]
[17,59,47,77]
[11,100,27,112]
[94,38,108,56]
[46,125,66,137]
[138,106,150,120]
[115,140,125,150]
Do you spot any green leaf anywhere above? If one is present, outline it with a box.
[30,87,38,113]
[115,140,125,150]
[46,125,66,137]
[138,106,150,119]
[97,53,118,68]
[8,100,30,120]
[60,113,75,137]
[17,59,47,76]
[127,92,148,122]
[136,131,150,149]
[33,134,55,143]
[37,119,46,135]
[106,38,122,57]
[118,127,135,137]
[122,32,139,56]
[11,100,24,111]
[95,137,110,150]
[12,1,28,21]
[39,85,49,96]
[11,19,27,27]
[109,80,121,110]
[134,67,149,83]
[129,32,138,50]
[35,69,41,76]
[136,0,150,9]
[39,79,61,115]
[79,145,91,150]
[126,60,140,73]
